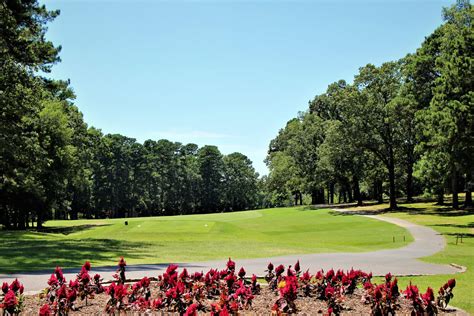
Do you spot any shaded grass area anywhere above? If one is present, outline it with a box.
[0,207,411,274]
[348,202,473,313]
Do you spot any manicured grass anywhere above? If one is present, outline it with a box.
[349,202,473,313]
[0,207,411,274]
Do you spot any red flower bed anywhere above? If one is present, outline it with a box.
[1,258,460,315]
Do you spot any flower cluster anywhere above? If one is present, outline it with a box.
[437,278,456,309]
[363,273,400,315]
[40,262,103,315]
[401,278,456,316]
[0,279,24,315]
[104,257,255,315]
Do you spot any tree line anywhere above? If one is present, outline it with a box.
[0,1,263,230]
[265,0,473,210]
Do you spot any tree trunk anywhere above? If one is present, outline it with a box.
[464,172,472,208]
[406,162,414,202]
[338,189,342,204]
[465,190,472,207]
[311,190,317,205]
[329,183,334,204]
[299,192,303,205]
[294,192,299,206]
[378,181,384,203]
[353,177,362,206]
[347,183,353,203]
[452,167,459,209]
[436,188,444,205]
[388,149,398,210]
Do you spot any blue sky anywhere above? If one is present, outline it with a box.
[42,0,450,175]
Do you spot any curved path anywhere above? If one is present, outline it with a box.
[0,210,463,294]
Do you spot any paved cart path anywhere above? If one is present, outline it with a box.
[0,210,463,294]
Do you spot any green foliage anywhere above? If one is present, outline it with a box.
[0,0,263,229]
[267,1,473,209]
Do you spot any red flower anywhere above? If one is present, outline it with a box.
[19,285,24,294]
[106,282,116,295]
[47,274,58,286]
[54,266,65,284]
[80,271,91,284]
[385,272,392,283]
[374,285,383,302]
[94,273,101,282]
[2,282,8,294]
[390,278,399,296]
[422,287,435,304]
[57,284,67,299]
[302,270,313,284]
[9,279,21,293]
[83,261,91,271]
[326,269,335,281]
[404,283,420,301]
[275,264,285,277]
[226,258,235,271]
[192,271,203,281]
[140,276,150,288]
[252,274,257,283]
[364,281,373,291]
[184,303,198,316]
[39,304,52,316]
[114,284,129,299]
[69,279,79,290]
[229,301,239,312]
[447,279,456,289]
[152,298,163,309]
[221,305,230,316]
[166,264,178,275]
[325,285,335,299]
[238,267,246,279]
[267,262,274,271]
[327,307,333,316]
[177,268,187,281]
[118,257,127,268]
[3,290,18,311]
[67,288,77,302]
[287,266,295,277]
[294,260,301,273]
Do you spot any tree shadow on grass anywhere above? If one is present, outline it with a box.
[0,232,154,274]
[38,224,111,235]
[432,222,474,229]
[332,206,474,217]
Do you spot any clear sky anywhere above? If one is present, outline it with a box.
[41,0,451,175]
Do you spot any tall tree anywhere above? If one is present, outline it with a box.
[352,62,404,209]
[197,146,223,212]
[417,0,473,208]
[222,152,259,211]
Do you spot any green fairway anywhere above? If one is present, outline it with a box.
[0,207,411,274]
[349,202,473,313]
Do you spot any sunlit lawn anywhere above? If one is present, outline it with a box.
[0,207,411,274]
[348,201,473,313]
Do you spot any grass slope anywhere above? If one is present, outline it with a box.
[0,207,411,274]
[348,202,473,313]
